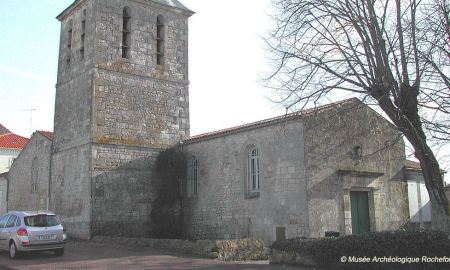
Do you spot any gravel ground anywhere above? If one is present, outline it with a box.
[0,241,314,270]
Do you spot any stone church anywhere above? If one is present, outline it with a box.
[6,0,408,243]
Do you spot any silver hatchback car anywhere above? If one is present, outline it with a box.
[0,211,67,259]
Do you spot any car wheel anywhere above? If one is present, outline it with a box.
[54,248,64,256]
[9,242,19,259]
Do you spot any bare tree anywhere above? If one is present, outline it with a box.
[265,0,450,231]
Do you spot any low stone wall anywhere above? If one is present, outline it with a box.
[92,236,216,257]
[91,236,268,260]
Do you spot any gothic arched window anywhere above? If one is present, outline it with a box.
[247,146,260,194]
[122,7,131,58]
[156,15,165,65]
[31,157,38,193]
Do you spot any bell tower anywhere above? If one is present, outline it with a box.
[51,0,193,239]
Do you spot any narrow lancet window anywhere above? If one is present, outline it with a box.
[188,157,198,197]
[67,20,73,65]
[156,15,165,65]
[247,147,260,193]
[122,7,131,58]
[80,10,86,60]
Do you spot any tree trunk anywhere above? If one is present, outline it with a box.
[431,196,450,233]
[374,91,450,233]
[413,144,450,233]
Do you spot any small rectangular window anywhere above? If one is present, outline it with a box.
[276,227,286,241]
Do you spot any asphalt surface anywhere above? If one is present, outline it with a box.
[0,241,311,270]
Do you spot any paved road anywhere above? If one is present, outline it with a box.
[0,241,309,270]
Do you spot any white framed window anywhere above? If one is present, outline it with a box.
[247,147,260,194]
[187,156,198,197]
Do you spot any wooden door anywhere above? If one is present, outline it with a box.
[350,191,370,234]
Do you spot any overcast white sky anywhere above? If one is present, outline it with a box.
[0,0,448,183]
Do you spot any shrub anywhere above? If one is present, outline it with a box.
[271,230,450,269]
[213,238,268,261]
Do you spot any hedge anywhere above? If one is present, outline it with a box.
[271,230,450,269]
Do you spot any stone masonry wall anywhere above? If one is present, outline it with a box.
[94,0,190,82]
[52,0,96,239]
[0,174,7,215]
[92,0,190,148]
[53,0,94,150]
[87,0,191,236]
[303,100,406,237]
[53,71,93,150]
[91,144,160,237]
[51,0,192,239]
[57,0,95,86]
[183,120,308,243]
[92,70,189,148]
[50,144,92,239]
[8,133,52,211]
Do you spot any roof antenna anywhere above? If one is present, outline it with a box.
[22,108,36,136]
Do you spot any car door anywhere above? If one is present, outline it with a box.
[0,215,10,250]
[5,215,18,245]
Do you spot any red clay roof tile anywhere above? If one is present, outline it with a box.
[0,133,29,149]
[184,98,360,143]
[36,130,54,141]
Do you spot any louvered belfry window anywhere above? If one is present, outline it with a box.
[122,7,131,59]
[156,15,165,65]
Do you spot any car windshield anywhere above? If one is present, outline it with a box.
[24,215,60,227]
